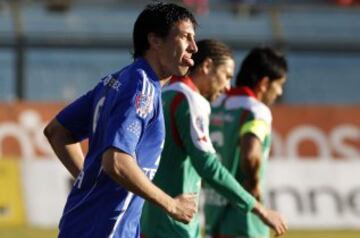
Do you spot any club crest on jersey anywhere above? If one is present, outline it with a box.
[135,92,153,118]
[210,114,224,126]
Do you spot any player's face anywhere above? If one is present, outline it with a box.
[158,19,197,78]
[263,76,286,105]
[206,57,234,102]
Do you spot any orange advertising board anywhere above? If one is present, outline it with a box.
[0,103,359,160]
[0,102,64,159]
[271,105,360,159]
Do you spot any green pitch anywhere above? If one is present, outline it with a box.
[0,227,360,238]
[0,226,57,238]
[275,230,360,238]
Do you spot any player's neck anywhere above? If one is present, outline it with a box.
[143,53,171,84]
[188,74,203,94]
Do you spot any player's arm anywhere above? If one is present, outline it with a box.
[239,133,262,201]
[176,101,287,235]
[44,119,84,178]
[239,119,287,235]
[100,76,196,224]
[198,136,287,235]
[197,153,287,235]
[101,147,197,224]
[44,89,94,178]
[174,99,255,212]
[239,119,268,201]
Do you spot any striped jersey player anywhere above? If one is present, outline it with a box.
[204,87,272,238]
[141,40,288,238]
[204,47,288,238]
[141,76,256,238]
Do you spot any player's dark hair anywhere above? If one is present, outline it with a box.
[235,47,288,88]
[189,39,234,73]
[133,2,197,58]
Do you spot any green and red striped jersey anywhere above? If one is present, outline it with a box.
[141,78,256,238]
[204,86,272,238]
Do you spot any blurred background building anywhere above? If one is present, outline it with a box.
[0,0,359,236]
[1,0,360,103]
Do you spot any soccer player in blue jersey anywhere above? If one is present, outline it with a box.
[43,3,198,238]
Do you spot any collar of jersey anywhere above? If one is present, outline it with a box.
[169,75,198,92]
[226,86,256,98]
[135,57,161,88]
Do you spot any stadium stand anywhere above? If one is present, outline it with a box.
[0,0,359,103]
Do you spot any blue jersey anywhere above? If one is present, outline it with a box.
[56,58,165,238]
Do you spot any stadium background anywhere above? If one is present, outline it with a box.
[0,0,359,237]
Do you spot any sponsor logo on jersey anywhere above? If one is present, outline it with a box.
[211,113,234,125]
[210,114,224,126]
[102,74,121,91]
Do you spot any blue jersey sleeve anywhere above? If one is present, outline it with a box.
[56,88,96,141]
[102,70,156,157]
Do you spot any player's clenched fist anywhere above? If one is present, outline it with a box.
[167,193,198,224]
